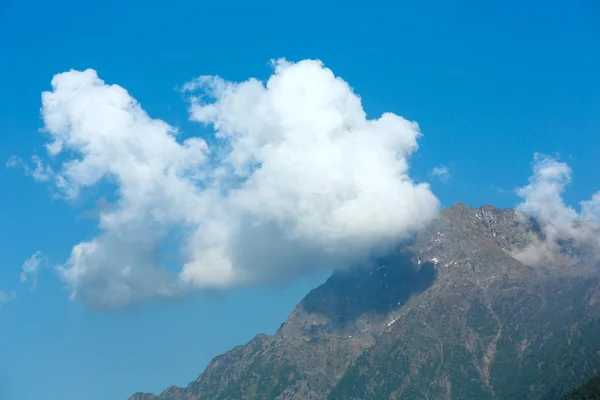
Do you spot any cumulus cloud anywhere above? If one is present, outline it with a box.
[0,290,16,308]
[512,153,600,266]
[430,165,451,182]
[29,59,439,307]
[20,251,44,287]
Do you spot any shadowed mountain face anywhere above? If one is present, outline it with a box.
[129,203,600,400]
[558,375,600,400]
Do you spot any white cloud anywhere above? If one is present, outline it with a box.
[430,165,451,182]
[6,155,53,182]
[581,192,600,222]
[20,251,44,287]
[5,156,19,169]
[512,153,600,266]
[30,59,439,308]
[0,290,16,308]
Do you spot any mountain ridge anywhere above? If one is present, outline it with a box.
[129,203,600,400]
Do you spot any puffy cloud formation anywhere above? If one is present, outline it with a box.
[34,59,439,307]
[512,153,600,266]
[430,165,450,182]
[20,251,44,287]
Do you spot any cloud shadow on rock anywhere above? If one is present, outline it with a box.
[301,250,437,325]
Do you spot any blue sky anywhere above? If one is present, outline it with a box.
[0,1,599,399]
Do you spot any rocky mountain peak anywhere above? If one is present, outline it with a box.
[129,204,600,400]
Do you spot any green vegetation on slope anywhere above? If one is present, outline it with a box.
[558,375,600,400]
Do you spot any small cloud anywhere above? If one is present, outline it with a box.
[29,156,54,182]
[489,185,507,195]
[21,251,45,288]
[6,155,21,169]
[430,165,451,183]
[6,155,53,182]
[0,290,16,308]
[511,153,600,266]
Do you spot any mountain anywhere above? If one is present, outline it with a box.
[129,203,600,400]
[558,375,600,400]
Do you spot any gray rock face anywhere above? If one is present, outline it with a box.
[129,203,600,400]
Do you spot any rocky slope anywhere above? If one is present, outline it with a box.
[129,203,600,400]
